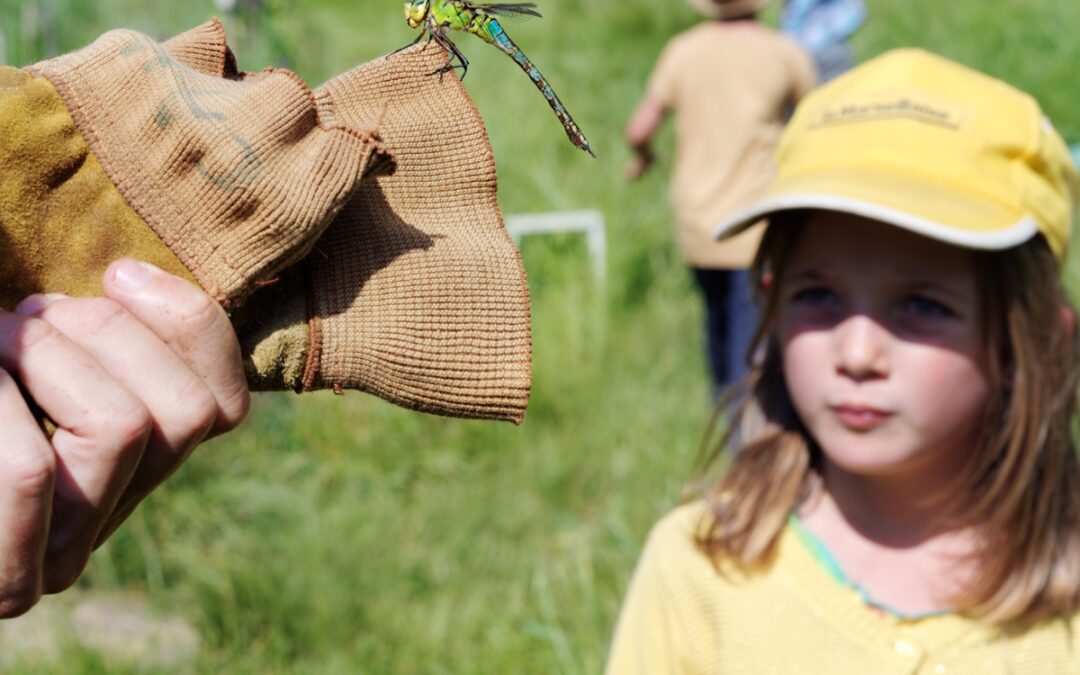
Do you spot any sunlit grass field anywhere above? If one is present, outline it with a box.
[2,0,1080,672]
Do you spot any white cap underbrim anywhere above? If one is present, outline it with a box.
[714,192,1040,251]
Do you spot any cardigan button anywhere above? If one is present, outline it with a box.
[893,638,920,658]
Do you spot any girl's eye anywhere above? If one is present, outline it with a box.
[899,294,955,318]
[791,286,838,305]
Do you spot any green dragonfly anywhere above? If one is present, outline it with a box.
[401,0,595,157]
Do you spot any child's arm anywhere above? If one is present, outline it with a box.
[605,509,716,675]
[624,95,666,181]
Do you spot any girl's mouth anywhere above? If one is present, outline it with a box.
[830,404,893,431]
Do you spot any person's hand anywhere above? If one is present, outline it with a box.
[625,152,654,181]
[624,95,663,181]
[0,259,250,618]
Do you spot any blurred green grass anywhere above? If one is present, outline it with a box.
[2,0,1080,672]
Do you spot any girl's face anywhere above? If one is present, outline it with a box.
[777,212,993,479]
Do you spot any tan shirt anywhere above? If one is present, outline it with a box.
[648,22,816,268]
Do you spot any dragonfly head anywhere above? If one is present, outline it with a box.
[404,0,429,28]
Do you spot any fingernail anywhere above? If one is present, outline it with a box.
[15,293,67,315]
[113,259,157,290]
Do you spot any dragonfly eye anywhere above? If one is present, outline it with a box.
[404,0,428,25]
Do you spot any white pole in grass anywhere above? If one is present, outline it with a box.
[505,210,607,289]
[1071,144,1080,172]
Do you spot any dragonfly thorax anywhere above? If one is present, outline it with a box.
[404,0,430,28]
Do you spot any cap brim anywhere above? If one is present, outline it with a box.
[714,166,1041,252]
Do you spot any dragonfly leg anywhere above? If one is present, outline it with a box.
[427,26,469,81]
[386,29,427,61]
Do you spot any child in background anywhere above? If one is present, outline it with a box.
[781,0,867,82]
[625,0,815,397]
[606,49,1080,673]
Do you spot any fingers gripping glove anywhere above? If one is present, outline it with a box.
[0,20,380,309]
[234,44,533,423]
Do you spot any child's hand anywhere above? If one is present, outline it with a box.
[0,259,250,618]
[624,96,663,181]
[625,153,654,181]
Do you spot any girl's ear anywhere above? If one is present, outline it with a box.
[1062,305,1076,338]
[760,271,774,294]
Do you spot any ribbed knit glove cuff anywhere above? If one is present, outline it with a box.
[236,44,532,423]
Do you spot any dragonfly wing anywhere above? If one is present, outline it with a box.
[470,2,542,20]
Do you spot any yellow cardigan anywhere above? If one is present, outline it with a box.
[604,502,1080,674]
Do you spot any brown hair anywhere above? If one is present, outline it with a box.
[695,214,1080,626]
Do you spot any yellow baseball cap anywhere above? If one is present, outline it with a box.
[715,49,1079,260]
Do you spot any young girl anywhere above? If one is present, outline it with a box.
[605,49,1080,673]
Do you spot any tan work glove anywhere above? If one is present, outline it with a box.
[1,20,531,423]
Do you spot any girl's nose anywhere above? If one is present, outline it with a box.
[834,314,890,381]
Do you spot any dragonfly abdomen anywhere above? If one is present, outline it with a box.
[479,17,594,157]
[406,0,594,156]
